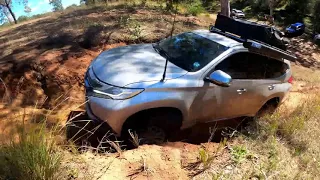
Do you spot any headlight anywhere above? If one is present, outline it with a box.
[92,86,144,100]
[85,67,144,100]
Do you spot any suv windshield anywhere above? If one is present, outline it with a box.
[290,24,297,30]
[154,32,228,72]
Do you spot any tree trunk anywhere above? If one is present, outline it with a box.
[3,9,13,24]
[6,5,17,24]
[220,0,230,17]
[269,0,274,16]
[4,0,17,24]
[166,0,173,10]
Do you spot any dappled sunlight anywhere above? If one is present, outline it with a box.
[92,44,188,87]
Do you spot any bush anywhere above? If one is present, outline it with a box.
[181,0,206,16]
[128,19,142,39]
[0,124,61,180]
[65,4,79,11]
[186,0,205,16]
[18,15,29,22]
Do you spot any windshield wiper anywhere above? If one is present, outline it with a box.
[153,43,171,82]
[153,43,171,60]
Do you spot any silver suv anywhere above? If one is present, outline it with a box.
[85,30,293,144]
[231,9,245,18]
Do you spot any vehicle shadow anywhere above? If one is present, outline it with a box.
[168,117,253,144]
[66,111,254,152]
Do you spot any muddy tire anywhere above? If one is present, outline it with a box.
[123,109,182,147]
[256,99,279,118]
[136,125,167,145]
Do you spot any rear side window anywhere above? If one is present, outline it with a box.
[215,52,288,79]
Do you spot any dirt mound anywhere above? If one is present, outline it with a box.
[62,142,229,180]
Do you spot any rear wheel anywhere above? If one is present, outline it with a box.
[256,98,279,118]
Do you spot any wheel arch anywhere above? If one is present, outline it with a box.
[121,107,184,136]
[256,96,281,117]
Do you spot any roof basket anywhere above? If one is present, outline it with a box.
[210,14,297,61]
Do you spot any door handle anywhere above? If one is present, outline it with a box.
[237,88,247,94]
[268,84,275,90]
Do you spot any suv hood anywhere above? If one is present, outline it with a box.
[91,44,188,87]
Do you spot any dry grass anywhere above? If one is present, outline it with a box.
[202,95,320,179]
[0,116,62,180]
[291,65,320,83]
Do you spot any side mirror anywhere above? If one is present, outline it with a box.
[205,70,232,87]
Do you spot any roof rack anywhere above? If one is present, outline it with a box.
[209,14,297,61]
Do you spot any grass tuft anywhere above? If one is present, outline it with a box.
[230,145,249,164]
[128,129,140,148]
[0,123,61,180]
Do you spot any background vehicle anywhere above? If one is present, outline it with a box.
[314,33,320,45]
[85,16,295,145]
[285,22,305,37]
[231,9,245,18]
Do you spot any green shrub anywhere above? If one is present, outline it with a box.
[128,19,142,40]
[18,15,29,22]
[186,0,205,16]
[231,145,249,163]
[118,14,131,27]
[0,124,61,180]
[65,4,79,11]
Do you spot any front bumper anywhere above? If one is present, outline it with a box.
[84,68,126,135]
[86,95,125,136]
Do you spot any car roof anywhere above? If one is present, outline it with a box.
[192,30,241,47]
[293,22,304,26]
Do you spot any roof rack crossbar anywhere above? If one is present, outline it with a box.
[209,26,245,43]
[209,25,297,61]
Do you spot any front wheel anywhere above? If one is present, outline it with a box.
[135,126,167,145]
[123,110,182,147]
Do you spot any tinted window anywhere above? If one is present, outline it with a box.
[290,25,297,30]
[155,32,228,72]
[215,52,288,79]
